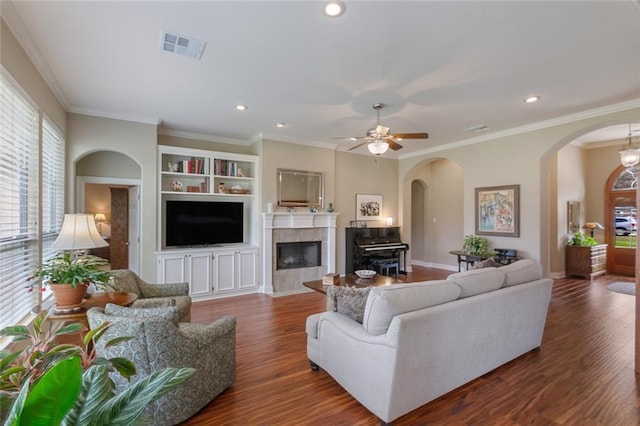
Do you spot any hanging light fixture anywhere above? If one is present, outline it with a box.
[367,140,389,155]
[619,124,639,167]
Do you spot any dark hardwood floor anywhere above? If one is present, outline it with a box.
[184,267,638,425]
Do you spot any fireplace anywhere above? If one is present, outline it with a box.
[277,241,322,270]
[262,212,338,294]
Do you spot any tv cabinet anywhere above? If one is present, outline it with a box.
[156,145,260,300]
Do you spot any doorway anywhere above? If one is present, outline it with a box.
[605,164,637,276]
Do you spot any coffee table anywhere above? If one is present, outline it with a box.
[47,291,138,327]
[303,274,405,295]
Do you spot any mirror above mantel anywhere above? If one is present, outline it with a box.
[277,169,324,208]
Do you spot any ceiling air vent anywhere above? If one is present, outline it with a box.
[161,31,206,60]
[464,124,492,133]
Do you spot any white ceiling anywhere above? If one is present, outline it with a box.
[4,1,640,157]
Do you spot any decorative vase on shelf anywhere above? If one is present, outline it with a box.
[327,203,334,213]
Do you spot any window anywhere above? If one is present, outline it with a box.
[0,70,65,329]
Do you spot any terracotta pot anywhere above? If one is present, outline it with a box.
[50,283,88,311]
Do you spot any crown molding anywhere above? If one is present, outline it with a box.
[400,98,640,160]
[68,107,161,126]
[1,2,69,109]
[158,128,252,146]
[256,132,339,150]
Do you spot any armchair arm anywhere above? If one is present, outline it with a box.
[136,277,189,298]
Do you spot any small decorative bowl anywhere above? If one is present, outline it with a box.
[355,270,376,279]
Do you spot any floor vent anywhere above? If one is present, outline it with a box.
[161,31,206,60]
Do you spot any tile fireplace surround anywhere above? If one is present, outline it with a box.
[262,212,338,293]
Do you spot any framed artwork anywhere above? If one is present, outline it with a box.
[475,185,520,237]
[356,194,383,221]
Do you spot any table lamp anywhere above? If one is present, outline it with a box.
[53,213,109,254]
[583,222,604,238]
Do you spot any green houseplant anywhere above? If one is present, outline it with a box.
[0,308,195,425]
[29,253,112,310]
[462,235,493,256]
[567,232,597,247]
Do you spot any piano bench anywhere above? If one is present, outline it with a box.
[370,258,400,278]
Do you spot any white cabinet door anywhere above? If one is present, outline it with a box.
[157,253,187,284]
[157,252,213,297]
[188,252,213,296]
[214,251,237,293]
[237,249,257,290]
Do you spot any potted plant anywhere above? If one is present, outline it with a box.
[0,308,195,425]
[28,252,112,310]
[567,231,597,247]
[462,235,493,256]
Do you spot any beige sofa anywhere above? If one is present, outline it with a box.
[306,259,552,424]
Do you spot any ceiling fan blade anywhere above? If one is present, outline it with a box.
[390,132,429,139]
[388,140,403,151]
[348,142,367,151]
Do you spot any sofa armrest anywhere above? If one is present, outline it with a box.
[137,279,189,298]
[317,312,395,348]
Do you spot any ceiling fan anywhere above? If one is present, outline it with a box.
[335,103,429,155]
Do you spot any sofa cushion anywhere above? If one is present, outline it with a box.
[499,259,542,286]
[326,285,371,323]
[103,303,180,326]
[362,281,461,336]
[108,270,141,297]
[447,267,505,298]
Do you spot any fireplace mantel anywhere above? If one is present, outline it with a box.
[262,212,339,293]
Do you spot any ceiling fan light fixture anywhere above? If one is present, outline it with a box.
[322,1,346,17]
[368,141,389,155]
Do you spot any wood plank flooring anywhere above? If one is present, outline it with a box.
[184,267,638,425]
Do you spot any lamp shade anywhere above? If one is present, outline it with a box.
[368,141,389,155]
[94,213,106,222]
[52,214,109,250]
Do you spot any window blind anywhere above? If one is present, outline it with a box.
[0,71,40,329]
[41,116,65,262]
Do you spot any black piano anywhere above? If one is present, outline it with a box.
[345,227,409,275]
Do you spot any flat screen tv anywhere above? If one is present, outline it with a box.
[165,200,244,247]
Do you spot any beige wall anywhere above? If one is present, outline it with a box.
[400,106,640,274]
[1,18,66,131]
[66,113,157,279]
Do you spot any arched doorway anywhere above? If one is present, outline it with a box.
[605,164,637,275]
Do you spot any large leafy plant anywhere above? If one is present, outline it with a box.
[462,235,492,256]
[0,308,195,425]
[28,252,112,289]
[567,232,597,247]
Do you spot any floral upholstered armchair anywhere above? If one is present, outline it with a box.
[107,269,191,322]
[87,304,236,426]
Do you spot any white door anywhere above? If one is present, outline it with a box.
[188,252,213,296]
[237,249,257,290]
[214,251,237,293]
[157,254,187,284]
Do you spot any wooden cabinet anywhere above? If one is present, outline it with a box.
[565,244,607,279]
[156,251,213,297]
[156,247,258,300]
[213,248,258,294]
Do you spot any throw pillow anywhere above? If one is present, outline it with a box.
[326,285,371,324]
[470,257,501,270]
[104,303,180,325]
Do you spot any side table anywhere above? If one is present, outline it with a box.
[47,291,138,328]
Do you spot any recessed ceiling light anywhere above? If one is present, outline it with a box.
[524,96,541,103]
[276,122,286,128]
[235,105,248,111]
[322,1,346,17]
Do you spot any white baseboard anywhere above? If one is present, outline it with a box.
[412,259,458,272]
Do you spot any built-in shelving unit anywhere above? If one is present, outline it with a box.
[156,145,261,300]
